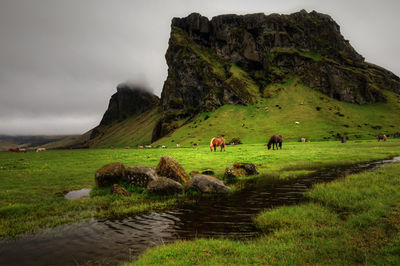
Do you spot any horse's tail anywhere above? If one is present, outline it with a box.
[210,138,215,147]
[210,138,215,152]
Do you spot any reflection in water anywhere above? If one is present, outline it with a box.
[0,156,398,265]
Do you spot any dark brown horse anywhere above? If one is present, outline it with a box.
[210,137,225,152]
[377,134,388,142]
[8,148,19,152]
[267,135,283,150]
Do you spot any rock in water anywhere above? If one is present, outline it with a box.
[156,156,190,183]
[224,162,259,180]
[95,162,126,187]
[110,184,131,197]
[124,166,159,187]
[233,162,259,175]
[146,177,183,196]
[185,174,230,193]
[224,166,247,180]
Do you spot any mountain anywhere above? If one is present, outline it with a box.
[44,10,400,149]
[152,10,400,142]
[87,83,160,148]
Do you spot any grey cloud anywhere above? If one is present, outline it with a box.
[0,0,399,135]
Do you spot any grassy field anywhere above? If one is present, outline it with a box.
[0,140,399,240]
[132,157,400,265]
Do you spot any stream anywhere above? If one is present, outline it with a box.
[0,156,399,265]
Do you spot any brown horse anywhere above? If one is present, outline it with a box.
[210,137,225,152]
[8,148,19,152]
[377,134,388,142]
[268,135,283,150]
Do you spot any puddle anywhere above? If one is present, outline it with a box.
[64,188,91,199]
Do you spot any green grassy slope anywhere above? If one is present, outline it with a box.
[88,108,160,148]
[153,77,400,147]
[86,76,399,149]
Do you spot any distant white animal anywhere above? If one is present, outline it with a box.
[295,121,300,125]
[36,148,46,152]
[19,148,27,153]
[176,144,180,148]
[145,145,152,149]
[300,138,306,142]
[162,145,167,149]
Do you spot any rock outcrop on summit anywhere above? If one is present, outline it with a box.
[152,10,400,141]
[91,83,160,140]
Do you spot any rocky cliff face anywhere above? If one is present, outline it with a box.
[91,83,159,139]
[152,10,400,141]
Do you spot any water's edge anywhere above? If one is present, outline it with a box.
[1,156,399,266]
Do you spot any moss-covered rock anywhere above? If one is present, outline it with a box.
[94,162,126,187]
[224,165,247,180]
[146,177,183,196]
[156,156,190,183]
[110,184,131,197]
[185,174,230,193]
[124,166,159,187]
[232,162,259,175]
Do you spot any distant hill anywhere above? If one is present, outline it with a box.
[0,135,79,151]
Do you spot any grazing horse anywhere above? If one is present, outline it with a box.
[267,135,283,150]
[8,148,19,152]
[377,134,388,142]
[137,146,144,149]
[210,137,225,152]
[192,142,199,147]
[36,148,46,152]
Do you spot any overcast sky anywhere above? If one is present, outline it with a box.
[0,0,399,135]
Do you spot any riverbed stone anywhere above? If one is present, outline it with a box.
[110,184,131,197]
[185,174,230,193]
[233,162,259,175]
[124,166,159,187]
[156,156,190,183]
[95,162,126,187]
[146,176,183,196]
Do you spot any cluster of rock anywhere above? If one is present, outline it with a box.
[94,156,240,196]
